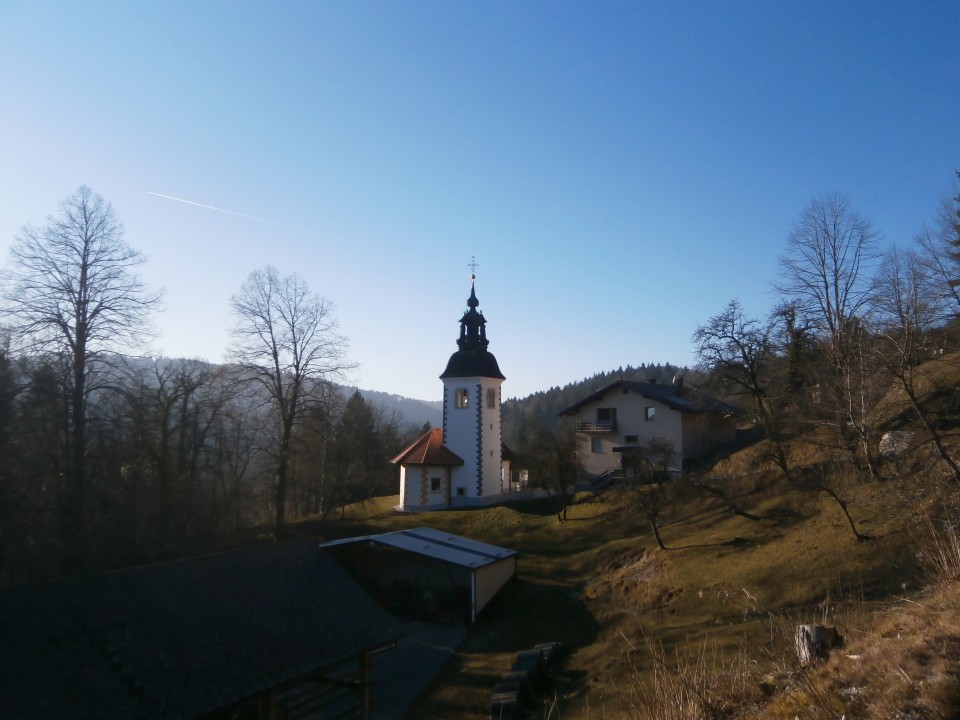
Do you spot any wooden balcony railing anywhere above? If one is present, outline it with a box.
[576,420,617,433]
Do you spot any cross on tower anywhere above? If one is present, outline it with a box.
[468,255,479,279]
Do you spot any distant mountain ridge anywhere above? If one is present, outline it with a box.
[128,358,689,438]
[351,361,694,443]
[346,387,443,429]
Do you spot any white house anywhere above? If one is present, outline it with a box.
[560,377,741,483]
[393,274,511,511]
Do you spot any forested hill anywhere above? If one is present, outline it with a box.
[502,362,695,444]
[348,388,442,429]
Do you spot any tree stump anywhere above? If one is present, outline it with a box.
[795,624,841,666]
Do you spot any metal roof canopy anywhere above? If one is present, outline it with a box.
[319,527,516,569]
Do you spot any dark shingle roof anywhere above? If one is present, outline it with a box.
[439,348,506,380]
[0,542,401,720]
[559,379,743,416]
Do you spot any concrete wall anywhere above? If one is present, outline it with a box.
[399,465,452,512]
[473,556,517,618]
[398,465,409,508]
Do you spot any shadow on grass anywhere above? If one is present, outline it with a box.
[410,496,563,518]
[287,518,389,542]
[471,577,600,653]
[402,577,600,719]
[667,536,756,551]
[760,505,804,525]
[500,496,566,517]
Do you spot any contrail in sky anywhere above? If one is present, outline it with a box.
[148,191,327,237]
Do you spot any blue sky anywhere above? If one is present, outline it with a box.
[1,1,958,401]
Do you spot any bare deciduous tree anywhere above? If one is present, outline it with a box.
[915,171,960,318]
[517,418,578,522]
[871,247,960,484]
[621,440,675,549]
[776,193,881,477]
[3,186,159,538]
[693,299,792,481]
[120,357,225,537]
[229,266,350,531]
[777,193,879,341]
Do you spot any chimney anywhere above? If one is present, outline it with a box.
[673,375,684,395]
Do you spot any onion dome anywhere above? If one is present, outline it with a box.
[440,274,505,380]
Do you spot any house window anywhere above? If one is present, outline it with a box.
[591,437,603,453]
[597,407,616,422]
[624,435,639,444]
[486,387,497,409]
[456,487,465,496]
[596,407,616,430]
[456,388,469,408]
[645,406,656,422]
[430,477,441,492]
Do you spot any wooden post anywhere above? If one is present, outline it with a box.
[357,650,371,719]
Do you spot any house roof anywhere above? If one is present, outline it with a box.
[391,427,465,466]
[559,379,742,417]
[319,527,517,569]
[0,542,401,720]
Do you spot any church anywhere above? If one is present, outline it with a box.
[392,271,512,511]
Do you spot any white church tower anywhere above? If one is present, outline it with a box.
[392,267,509,511]
[440,270,506,503]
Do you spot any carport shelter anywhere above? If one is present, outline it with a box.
[319,527,517,624]
[0,542,401,720]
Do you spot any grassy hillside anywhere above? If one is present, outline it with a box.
[292,354,960,719]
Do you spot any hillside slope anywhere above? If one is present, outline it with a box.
[303,353,960,719]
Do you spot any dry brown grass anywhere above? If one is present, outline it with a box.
[748,582,960,720]
[919,515,960,585]
[292,356,960,719]
[321,477,940,719]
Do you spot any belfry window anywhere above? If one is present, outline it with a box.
[456,388,470,408]
[486,387,497,409]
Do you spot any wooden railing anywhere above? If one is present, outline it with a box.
[577,467,622,491]
[576,420,617,432]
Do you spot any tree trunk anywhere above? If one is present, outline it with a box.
[66,334,87,541]
[648,515,667,550]
[898,373,960,484]
[816,483,869,541]
[698,483,762,521]
[756,397,793,483]
[275,419,294,532]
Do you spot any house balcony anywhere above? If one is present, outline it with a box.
[576,420,617,433]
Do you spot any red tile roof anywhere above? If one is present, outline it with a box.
[391,428,464,466]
